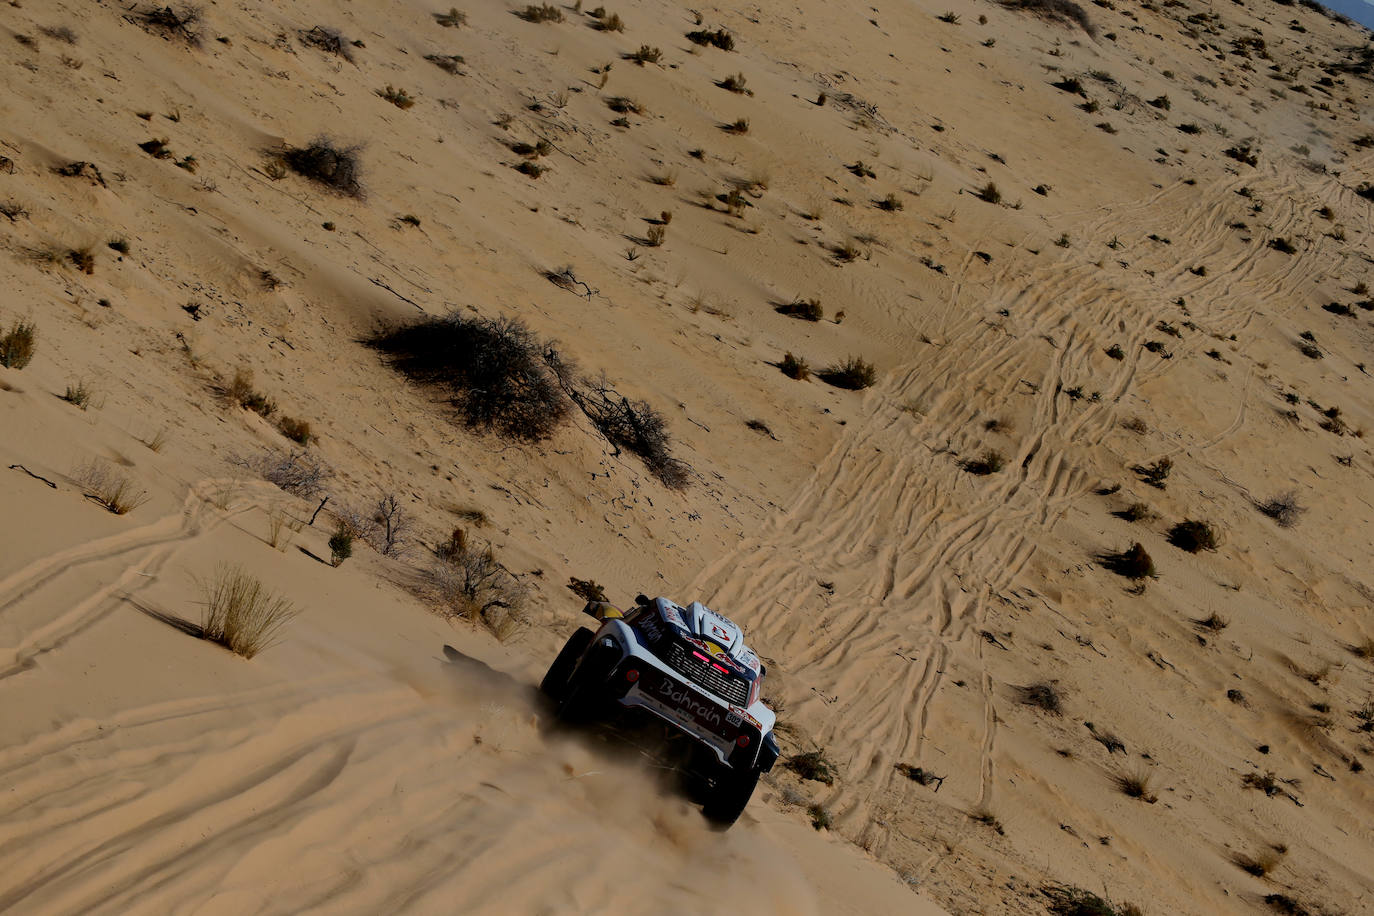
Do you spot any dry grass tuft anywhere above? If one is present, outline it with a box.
[516,3,564,23]
[818,356,877,390]
[429,529,527,639]
[76,461,148,515]
[0,320,37,369]
[201,565,299,658]
[236,449,332,497]
[1113,767,1158,803]
[780,352,810,380]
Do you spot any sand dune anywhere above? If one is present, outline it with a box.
[2,0,1373,912]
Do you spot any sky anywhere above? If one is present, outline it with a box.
[1312,0,1374,31]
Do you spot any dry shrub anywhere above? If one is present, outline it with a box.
[430,529,527,638]
[1113,502,1151,522]
[1167,519,1218,552]
[0,320,37,369]
[368,493,410,557]
[434,7,467,27]
[425,53,464,74]
[1005,0,1095,35]
[299,25,354,61]
[283,139,363,197]
[1041,885,1141,916]
[141,5,202,45]
[961,450,1005,475]
[784,749,836,785]
[76,461,148,515]
[1258,491,1304,527]
[1132,457,1171,489]
[370,313,570,441]
[818,356,876,390]
[236,449,332,496]
[626,45,661,64]
[1232,848,1284,877]
[780,352,810,380]
[568,375,690,488]
[975,181,1002,204]
[278,416,311,445]
[1098,543,1155,580]
[1015,682,1062,714]
[686,28,734,50]
[775,299,823,321]
[379,85,416,109]
[201,565,299,658]
[567,577,607,602]
[1114,768,1157,802]
[517,3,564,22]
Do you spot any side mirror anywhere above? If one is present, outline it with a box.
[634,593,649,606]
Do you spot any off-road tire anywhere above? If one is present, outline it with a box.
[702,764,760,826]
[540,627,595,701]
[556,639,618,723]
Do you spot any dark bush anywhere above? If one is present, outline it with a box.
[1015,682,1062,714]
[141,5,202,45]
[516,3,564,22]
[1168,519,1217,552]
[1132,457,1172,489]
[371,313,570,440]
[283,139,362,197]
[1041,884,1140,916]
[818,356,876,390]
[780,352,810,380]
[686,28,734,50]
[278,416,312,445]
[1224,144,1258,166]
[1098,542,1155,579]
[960,450,1006,475]
[567,577,607,602]
[785,750,836,785]
[974,181,1002,204]
[775,299,823,321]
[1005,0,1095,35]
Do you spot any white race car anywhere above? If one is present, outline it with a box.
[541,595,780,826]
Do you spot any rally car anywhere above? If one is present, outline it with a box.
[540,594,780,826]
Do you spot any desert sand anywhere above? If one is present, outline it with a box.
[2,0,1373,913]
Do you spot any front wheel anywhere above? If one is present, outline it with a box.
[702,764,760,827]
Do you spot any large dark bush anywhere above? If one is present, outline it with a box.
[371,313,570,440]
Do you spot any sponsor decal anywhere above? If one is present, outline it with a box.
[655,678,723,729]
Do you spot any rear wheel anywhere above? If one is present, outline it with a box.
[556,638,619,723]
[702,763,760,827]
[540,627,595,701]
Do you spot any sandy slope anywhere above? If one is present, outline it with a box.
[2,0,1373,912]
